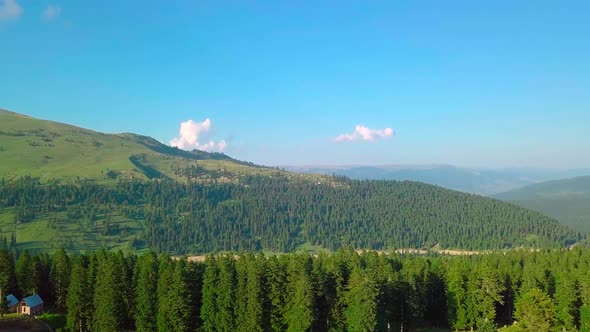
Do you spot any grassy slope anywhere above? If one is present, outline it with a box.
[0,109,298,183]
[495,176,590,233]
[0,109,325,253]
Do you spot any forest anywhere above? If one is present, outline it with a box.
[2,246,590,331]
[0,176,582,254]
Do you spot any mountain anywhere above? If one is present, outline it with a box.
[0,176,581,254]
[0,109,582,254]
[495,176,590,233]
[0,109,316,183]
[286,165,590,195]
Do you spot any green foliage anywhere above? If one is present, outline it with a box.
[92,252,128,332]
[0,176,580,254]
[6,248,590,331]
[0,295,8,318]
[0,249,16,301]
[37,313,66,330]
[167,260,192,332]
[496,175,590,233]
[445,259,469,330]
[50,248,70,310]
[284,255,313,332]
[554,272,580,330]
[134,252,158,332]
[216,256,237,331]
[513,288,556,332]
[66,257,91,332]
[201,256,219,332]
[15,250,38,297]
[266,255,288,332]
[344,267,379,331]
[156,254,174,332]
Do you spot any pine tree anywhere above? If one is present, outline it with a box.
[184,260,204,331]
[66,257,91,332]
[234,253,249,331]
[513,288,556,332]
[216,255,237,332]
[554,271,580,331]
[167,260,191,332]
[201,255,219,332]
[284,255,313,332]
[93,253,125,332]
[266,255,287,332]
[156,253,174,332]
[0,249,16,300]
[50,248,71,310]
[345,267,379,332]
[467,259,505,331]
[15,250,38,296]
[244,253,265,332]
[445,259,469,330]
[135,252,159,332]
[577,261,590,332]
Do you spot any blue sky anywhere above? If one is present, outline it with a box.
[1,1,589,167]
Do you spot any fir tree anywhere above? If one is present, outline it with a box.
[216,255,237,332]
[284,255,313,332]
[66,257,91,332]
[156,253,174,332]
[15,250,38,296]
[50,248,71,310]
[513,288,556,332]
[201,255,219,332]
[135,252,159,332]
[345,267,379,332]
[167,260,191,332]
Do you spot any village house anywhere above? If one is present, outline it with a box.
[6,293,19,313]
[17,294,44,315]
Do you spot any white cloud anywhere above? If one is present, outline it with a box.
[0,0,23,22]
[170,118,228,152]
[41,5,61,21]
[333,125,394,142]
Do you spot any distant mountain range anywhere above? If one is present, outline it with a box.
[495,176,590,233]
[285,165,590,195]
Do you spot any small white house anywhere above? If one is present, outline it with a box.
[18,294,44,315]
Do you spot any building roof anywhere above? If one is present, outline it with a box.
[22,294,44,307]
[6,294,18,307]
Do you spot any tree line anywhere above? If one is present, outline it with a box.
[2,247,590,331]
[0,176,581,254]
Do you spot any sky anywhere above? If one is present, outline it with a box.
[1,0,589,168]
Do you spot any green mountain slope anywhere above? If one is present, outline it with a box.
[288,165,590,195]
[0,109,299,183]
[495,176,590,233]
[0,109,582,254]
[0,176,581,254]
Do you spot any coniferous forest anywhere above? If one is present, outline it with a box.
[2,247,590,331]
[0,176,581,254]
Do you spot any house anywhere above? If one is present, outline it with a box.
[6,293,19,313]
[17,294,44,315]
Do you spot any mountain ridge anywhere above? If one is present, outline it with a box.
[0,109,584,254]
[0,108,308,184]
[286,164,590,195]
[494,175,590,233]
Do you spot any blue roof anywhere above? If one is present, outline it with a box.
[23,294,44,307]
[6,294,18,307]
